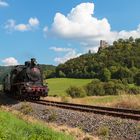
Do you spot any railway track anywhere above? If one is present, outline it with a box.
[32,100,140,120]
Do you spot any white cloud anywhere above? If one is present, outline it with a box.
[50,47,81,64]
[0,0,9,7]
[2,57,19,66]
[54,50,81,64]
[49,3,111,42]
[50,46,73,52]
[43,26,48,32]
[29,18,39,27]
[5,17,39,32]
[44,2,140,52]
[15,24,29,31]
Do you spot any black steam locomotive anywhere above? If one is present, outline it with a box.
[3,58,48,100]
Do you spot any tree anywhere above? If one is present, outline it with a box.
[113,67,133,83]
[100,68,111,82]
[58,70,66,78]
[128,36,134,43]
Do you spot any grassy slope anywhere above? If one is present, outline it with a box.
[0,109,74,140]
[46,78,92,96]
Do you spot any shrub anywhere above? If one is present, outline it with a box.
[104,81,116,95]
[128,86,140,94]
[98,126,109,138]
[48,111,57,121]
[20,102,33,115]
[106,80,126,95]
[66,86,86,98]
[85,79,127,96]
[85,79,105,96]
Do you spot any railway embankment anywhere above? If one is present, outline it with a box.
[11,101,140,140]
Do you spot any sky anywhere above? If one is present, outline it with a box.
[0,0,140,66]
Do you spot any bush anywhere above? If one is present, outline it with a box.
[128,86,140,94]
[85,79,105,96]
[66,86,86,98]
[85,79,127,96]
[48,112,57,121]
[104,81,116,95]
[20,102,33,115]
[98,126,109,138]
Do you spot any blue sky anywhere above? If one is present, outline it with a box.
[0,0,140,66]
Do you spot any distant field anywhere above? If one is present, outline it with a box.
[46,78,92,96]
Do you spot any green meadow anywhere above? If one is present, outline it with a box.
[46,78,92,96]
[45,78,140,109]
[0,109,74,140]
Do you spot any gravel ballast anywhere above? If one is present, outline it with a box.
[11,102,140,140]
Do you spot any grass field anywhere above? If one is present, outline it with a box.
[45,78,140,109]
[46,78,92,96]
[0,109,74,140]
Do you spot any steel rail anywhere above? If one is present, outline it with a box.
[32,100,140,120]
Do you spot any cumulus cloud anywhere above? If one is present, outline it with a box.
[51,3,111,39]
[29,18,39,27]
[2,57,19,66]
[50,46,81,63]
[54,49,81,64]
[0,0,9,7]
[5,17,39,32]
[44,2,140,52]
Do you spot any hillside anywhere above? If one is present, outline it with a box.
[55,37,140,85]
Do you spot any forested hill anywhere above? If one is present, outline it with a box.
[56,37,140,85]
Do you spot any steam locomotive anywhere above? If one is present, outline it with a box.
[3,58,48,100]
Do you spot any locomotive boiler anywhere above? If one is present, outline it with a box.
[3,58,48,100]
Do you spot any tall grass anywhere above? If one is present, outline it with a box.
[112,94,140,109]
[71,95,140,109]
[0,110,74,140]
